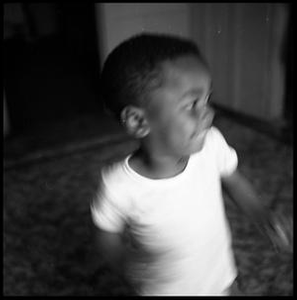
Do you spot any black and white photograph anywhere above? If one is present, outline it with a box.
[4,3,293,296]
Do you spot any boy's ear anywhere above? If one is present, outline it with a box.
[120,106,150,138]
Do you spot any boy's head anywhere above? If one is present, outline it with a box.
[101,33,207,119]
[101,33,214,156]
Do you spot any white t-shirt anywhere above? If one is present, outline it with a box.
[91,126,238,296]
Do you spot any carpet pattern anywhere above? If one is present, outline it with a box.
[3,117,293,296]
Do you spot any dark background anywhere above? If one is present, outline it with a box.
[4,3,101,134]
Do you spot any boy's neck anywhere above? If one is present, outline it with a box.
[129,148,189,179]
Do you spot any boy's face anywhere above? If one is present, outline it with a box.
[145,55,214,157]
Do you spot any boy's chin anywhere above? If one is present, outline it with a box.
[190,143,204,154]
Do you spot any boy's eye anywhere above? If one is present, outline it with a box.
[184,94,211,111]
[185,100,197,111]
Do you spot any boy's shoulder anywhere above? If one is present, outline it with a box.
[101,157,126,179]
[190,126,233,161]
[100,156,132,191]
[202,126,227,150]
[207,126,225,140]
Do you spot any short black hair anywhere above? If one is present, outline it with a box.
[100,33,208,120]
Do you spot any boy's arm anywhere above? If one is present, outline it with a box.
[221,169,292,252]
[93,226,128,275]
[221,169,269,224]
[93,225,161,278]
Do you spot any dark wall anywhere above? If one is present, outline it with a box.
[4,3,101,134]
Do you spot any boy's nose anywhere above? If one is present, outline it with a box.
[200,105,214,120]
[198,105,215,128]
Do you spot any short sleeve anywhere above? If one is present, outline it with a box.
[210,127,238,177]
[90,176,127,233]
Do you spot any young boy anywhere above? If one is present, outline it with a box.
[90,33,291,296]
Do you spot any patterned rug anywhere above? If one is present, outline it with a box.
[3,116,293,296]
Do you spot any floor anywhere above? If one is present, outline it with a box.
[3,36,293,296]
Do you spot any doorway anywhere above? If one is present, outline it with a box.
[283,5,293,128]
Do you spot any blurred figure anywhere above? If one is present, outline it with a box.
[90,34,292,296]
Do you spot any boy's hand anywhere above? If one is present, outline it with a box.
[221,170,293,254]
[258,212,293,253]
